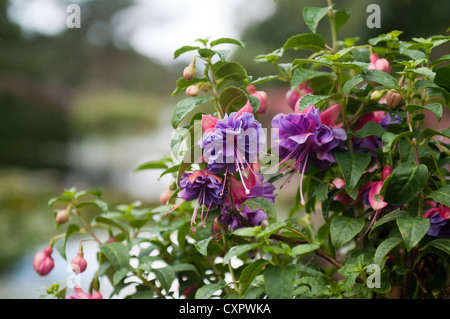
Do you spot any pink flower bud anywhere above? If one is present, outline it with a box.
[107,237,117,243]
[186,85,199,97]
[368,54,392,74]
[183,64,197,81]
[246,85,268,114]
[56,208,70,224]
[385,90,404,110]
[71,251,87,274]
[69,286,102,299]
[160,189,173,205]
[286,82,314,109]
[33,246,54,276]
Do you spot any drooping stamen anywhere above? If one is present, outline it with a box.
[234,154,250,194]
[235,147,261,185]
[200,190,206,227]
[190,198,201,232]
[165,199,186,216]
[220,166,228,196]
[298,148,310,206]
[359,210,381,240]
[202,201,213,228]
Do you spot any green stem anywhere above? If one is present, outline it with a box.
[327,0,337,52]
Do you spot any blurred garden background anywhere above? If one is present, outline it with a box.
[0,0,449,298]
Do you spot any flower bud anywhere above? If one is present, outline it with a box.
[186,84,199,97]
[370,90,383,101]
[160,189,173,205]
[33,246,54,276]
[71,251,87,274]
[107,237,117,243]
[369,54,392,74]
[183,64,197,81]
[199,82,211,92]
[56,208,70,224]
[385,90,404,110]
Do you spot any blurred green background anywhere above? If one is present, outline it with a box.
[0,0,448,298]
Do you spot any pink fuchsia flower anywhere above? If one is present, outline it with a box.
[285,82,314,110]
[423,202,450,238]
[68,286,102,299]
[33,246,54,276]
[331,177,351,206]
[368,53,392,74]
[246,84,268,114]
[55,208,70,224]
[271,106,346,205]
[71,251,87,274]
[359,166,393,211]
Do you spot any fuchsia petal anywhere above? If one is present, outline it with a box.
[381,166,393,181]
[235,102,253,119]
[438,205,450,220]
[320,104,341,127]
[202,114,218,133]
[368,181,388,210]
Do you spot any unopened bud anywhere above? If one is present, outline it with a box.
[107,237,117,243]
[56,208,70,224]
[160,189,173,205]
[186,85,199,97]
[385,90,404,110]
[33,246,54,276]
[183,64,197,81]
[71,251,87,274]
[199,82,211,92]
[370,90,383,101]
[369,54,392,74]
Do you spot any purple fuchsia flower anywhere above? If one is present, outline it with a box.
[423,202,450,238]
[271,105,347,205]
[218,172,276,231]
[200,104,266,195]
[166,169,223,231]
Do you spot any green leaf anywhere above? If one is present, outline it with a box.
[76,199,108,213]
[396,217,430,251]
[411,67,436,81]
[315,182,329,202]
[405,103,442,122]
[421,238,450,255]
[195,280,226,299]
[100,242,130,271]
[210,37,245,49]
[422,128,450,140]
[48,196,71,207]
[256,220,287,238]
[264,265,297,299]
[374,233,403,265]
[113,267,130,285]
[134,160,168,172]
[173,45,199,59]
[243,197,276,220]
[74,190,102,200]
[291,68,336,90]
[298,94,341,110]
[232,226,261,237]
[428,185,450,207]
[283,33,326,52]
[171,96,212,128]
[369,210,408,237]
[434,65,450,92]
[172,263,200,277]
[218,86,247,113]
[153,266,175,292]
[343,75,364,95]
[223,243,262,264]
[353,121,385,138]
[363,69,401,90]
[334,9,351,32]
[215,62,248,82]
[330,216,365,249]
[194,236,212,256]
[290,244,320,257]
[302,6,332,33]
[382,131,414,153]
[54,223,80,260]
[238,259,268,295]
[171,77,205,96]
[383,163,429,206]
[335,151,371,192]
